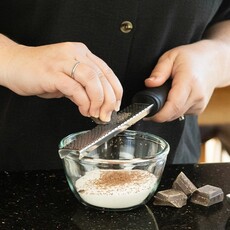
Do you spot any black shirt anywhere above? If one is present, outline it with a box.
[0,0,230,170]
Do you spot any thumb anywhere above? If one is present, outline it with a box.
[145,53,174,87]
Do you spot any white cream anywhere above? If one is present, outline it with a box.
[75,169,157,209]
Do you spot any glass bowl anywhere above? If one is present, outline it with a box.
[59,130,170,211]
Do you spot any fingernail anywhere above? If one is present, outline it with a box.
[115,100,121,112]
[92,110,99,118]
[145,76,156,83]
[104,111,112,122]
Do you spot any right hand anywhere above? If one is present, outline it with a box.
[0,35,123,122]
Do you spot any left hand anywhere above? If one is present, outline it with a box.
[145,39,224,122]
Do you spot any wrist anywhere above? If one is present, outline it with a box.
[199,39,230,88]
[0,34,22,88]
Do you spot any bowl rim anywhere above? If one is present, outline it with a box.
[59,129,170,164]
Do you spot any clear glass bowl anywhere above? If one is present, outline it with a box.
[59,130,170,211]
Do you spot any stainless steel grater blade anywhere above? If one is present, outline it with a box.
[59,79,172,160]
[59,103,153,159]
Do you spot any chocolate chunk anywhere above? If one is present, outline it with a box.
[91,111,118,125]
[172,172,197,196]
[190,185,224,207]
[227,194,230,203]
[153,189,187,208]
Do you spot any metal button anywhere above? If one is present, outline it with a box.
[120,21,133,33]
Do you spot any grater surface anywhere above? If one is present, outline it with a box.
[59,103,154,159]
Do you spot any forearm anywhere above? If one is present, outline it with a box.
[203,20,230,87]
[0,34,20,88]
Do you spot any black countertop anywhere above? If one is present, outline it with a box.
[1,163,230,230]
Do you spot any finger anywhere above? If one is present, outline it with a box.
[62,52,122,120]
[145,52,174,87]
[184,91,207,115]
[79,57,118,121]
[151,76,191,122]
[183,77,211,115]
[63,58,117,120]
[54,73,91,117]
[75,53,121,121]
[87,52,123,111]
[74,63,105,118]
[97,76,117,122]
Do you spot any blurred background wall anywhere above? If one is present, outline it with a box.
[199,86,230,163]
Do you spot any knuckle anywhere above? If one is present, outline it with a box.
[61,42,75,51]
[55,42,76,58]
[89,89,104,106]
[170,101,181,116]
[60,42,89,54]
[104,96,117,111]
[85,69,98,82]
[103,67,114,77]
[97,71,105,80]
[108,95,117,105]
[196,94,206,105]
[195,98,206,113]
[95,94,104,105]
[76,42,89,53]
[76,42,88,51]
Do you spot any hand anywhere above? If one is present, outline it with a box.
[145,40,225,122]
[0,37,123,122]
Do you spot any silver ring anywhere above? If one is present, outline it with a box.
[179,115,185,121]
[71,61,80,79]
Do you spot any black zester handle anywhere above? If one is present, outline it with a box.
[132,79,172,117]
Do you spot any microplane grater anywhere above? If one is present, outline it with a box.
[59,80,172,159]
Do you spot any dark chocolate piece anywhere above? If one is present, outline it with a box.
[227,194,230,203]
[91,111,118,125]
[153,189,187,208]
[190,185,224,207]
[172,172,197,196]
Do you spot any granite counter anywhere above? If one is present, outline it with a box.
[1,163,230,229]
